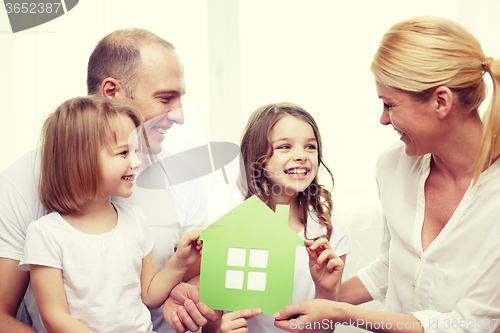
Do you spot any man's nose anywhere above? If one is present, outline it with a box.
[167,106,184,125]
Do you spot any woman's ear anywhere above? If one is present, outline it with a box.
[434,86,454,120]
[100,78,125,99]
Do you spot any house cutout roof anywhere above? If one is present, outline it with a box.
[199,195,304,314]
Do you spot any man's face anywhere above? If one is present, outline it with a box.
[123,44,186,154]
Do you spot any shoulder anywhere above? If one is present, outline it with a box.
[26,212,62,237]
[0,150,40,201]
[1,150,39,183]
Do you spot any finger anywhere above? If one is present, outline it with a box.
[274,318,295,332]
[221,317,250,333]
[188,228,203,240]
[326,258,344,273]
[197,302,223,322]
[226,308,262,321]
[183,299,208,327]
[176,305,200,332]
[231,329,249,333]
[306,246,319,266]
[226,317,249,330]
[170,310,187,333]
[179,229,203,247]
[274,304,303,321]
[316,250,339,268]
[309,238,332,251]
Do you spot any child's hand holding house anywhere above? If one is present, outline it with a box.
[219,308,262,333]
[172,229,203,270]
[305,238,344,301]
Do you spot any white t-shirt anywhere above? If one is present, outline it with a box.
[246,212,352,333]
[19,203,154,333]
[0,150,207,333]
[357,142,500,332]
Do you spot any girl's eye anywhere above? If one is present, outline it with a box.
[306,144,317,150]
[277,144,290,150]
[118,151,128,156]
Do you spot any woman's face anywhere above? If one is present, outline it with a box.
[376,82,438,156]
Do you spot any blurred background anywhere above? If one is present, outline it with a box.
[2,1,499,331]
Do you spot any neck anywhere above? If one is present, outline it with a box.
[77,195,113,217]
[60,194,117,235]
[431,110,483,181]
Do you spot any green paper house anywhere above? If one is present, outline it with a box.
[199,195,304,314]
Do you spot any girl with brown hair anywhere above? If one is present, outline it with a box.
[212,102,351,333]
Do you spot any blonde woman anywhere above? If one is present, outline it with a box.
[274,16,500,333]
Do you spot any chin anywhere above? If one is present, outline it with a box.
[403,144,420,157]
[142,141,163,155]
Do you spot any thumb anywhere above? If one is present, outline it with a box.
[306,246,319,268]
[274,304,301,320]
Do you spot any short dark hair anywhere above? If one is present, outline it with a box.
[87,28,175,98]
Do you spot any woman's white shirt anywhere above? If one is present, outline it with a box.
[357,142,500,332]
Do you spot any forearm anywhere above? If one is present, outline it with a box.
[0,258,34,333]
[142,259,187,309]
[337,276,373,305]
[0,312,37,333]
[41,312,94,333]
[339,303,423,333]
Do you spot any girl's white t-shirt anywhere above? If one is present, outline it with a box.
[19,203,154,333]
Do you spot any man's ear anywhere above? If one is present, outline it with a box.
[100,78,126,100]
[434,86,453,120]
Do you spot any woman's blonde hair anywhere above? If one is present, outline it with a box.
[39,96,143,214]
[238,102,334,240]
[371,16,499,183]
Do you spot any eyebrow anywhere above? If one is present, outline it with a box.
[156,89,186,96]
[272,137,317,143]
[113,144,129,152]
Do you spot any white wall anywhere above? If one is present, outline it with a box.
[0,0,210,172]
[2,1,500,331]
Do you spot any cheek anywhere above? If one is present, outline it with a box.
[311,155,319,170]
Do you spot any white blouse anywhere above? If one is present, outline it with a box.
[357,142,500,333]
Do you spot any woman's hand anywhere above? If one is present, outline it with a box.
[305,239,344,300]
[274,299,339,333]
